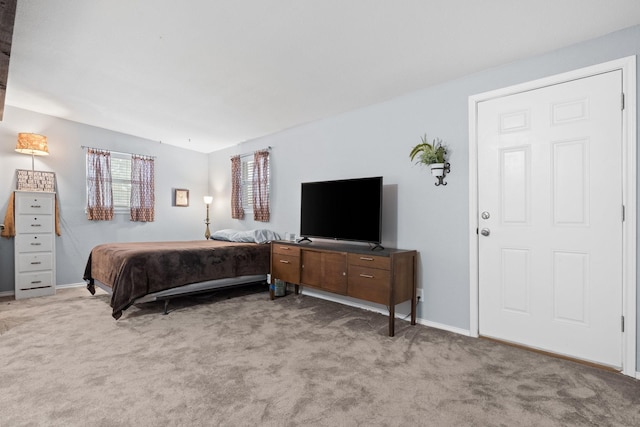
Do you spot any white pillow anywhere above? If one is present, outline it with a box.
[210,229,237,241]
[247,229,282,244]
[210,229,282,244]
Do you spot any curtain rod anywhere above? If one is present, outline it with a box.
[232,146,272,159]
[80,145,156,159]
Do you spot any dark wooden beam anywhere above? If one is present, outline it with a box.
[0,0,17,121]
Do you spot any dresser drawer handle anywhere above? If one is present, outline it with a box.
[359,257,374,261]
[31,224,42,227]
[30,261,42,265]
[30,242,42,246]
[359,274,374,279]
[279,260,290,264]
[31,280,42,284]
[30,205,41,208]
[279,246,290,250]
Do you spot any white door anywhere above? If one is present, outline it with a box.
[477,70,623,368]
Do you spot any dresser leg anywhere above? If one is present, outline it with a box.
[411,297,417,326]
[388,305,395,337]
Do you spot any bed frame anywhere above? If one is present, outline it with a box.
[93,274,268,315]
[93,274,268,314]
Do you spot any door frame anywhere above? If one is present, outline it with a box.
[468,56,637,377]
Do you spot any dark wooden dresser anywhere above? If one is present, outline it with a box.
[270,240,417,336]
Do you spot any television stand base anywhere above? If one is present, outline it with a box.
[296,236,312,243]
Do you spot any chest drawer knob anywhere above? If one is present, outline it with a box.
[359,273,374,279]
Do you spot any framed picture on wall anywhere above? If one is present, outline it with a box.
[16,169,56,192]
[174,188,189,207]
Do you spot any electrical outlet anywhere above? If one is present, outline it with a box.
[417,288,424,302]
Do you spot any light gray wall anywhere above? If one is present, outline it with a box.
[2,25,637,370]
[208,25,640,369]
[0,106,209,292]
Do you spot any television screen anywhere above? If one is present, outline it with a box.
[300,176,382,244]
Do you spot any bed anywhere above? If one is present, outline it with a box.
[83,229,279,319]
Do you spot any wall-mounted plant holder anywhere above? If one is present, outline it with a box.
[430,162,451,186]
[409,134,451,187]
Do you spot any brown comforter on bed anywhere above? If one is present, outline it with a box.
[83,240,270,319]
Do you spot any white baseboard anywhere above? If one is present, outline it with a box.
[299,288,471,337]
[56,282,86,289]
[1,282,86,298]
[416,318,472,337]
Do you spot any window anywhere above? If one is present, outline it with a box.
[241,157,254,212]
[240,156,270,212]
[110,153,132,209]
[85,149,155,221]
[231,150,270,221]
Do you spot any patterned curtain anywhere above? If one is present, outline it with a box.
[86,149,114,221]
[130,155,155,222]
[231,155,244,219]
[252,150,270,222]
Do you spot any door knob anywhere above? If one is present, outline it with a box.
[481,211,490,220]
[480,228,490,236]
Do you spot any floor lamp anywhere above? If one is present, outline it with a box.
[204,196,213,239]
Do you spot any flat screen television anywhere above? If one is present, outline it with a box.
[299,176,383,245]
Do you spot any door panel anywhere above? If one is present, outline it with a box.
[553,139,589,225]
[501,248,530,314]
[301,250,347,294]
[478,70,623,368]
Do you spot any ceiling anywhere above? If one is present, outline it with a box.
[7,1,640,153]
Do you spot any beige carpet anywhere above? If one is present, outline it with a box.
[0,285,638,426]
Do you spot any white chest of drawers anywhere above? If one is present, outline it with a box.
[14,191,56,299]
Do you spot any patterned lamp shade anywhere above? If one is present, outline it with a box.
[16,133,49,156]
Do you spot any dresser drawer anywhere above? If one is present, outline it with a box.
[18,253,53,272]
[16,271,54,291]
[16,194,54,214]
[348,253,390,270]
[271,253,300,283]
[272,243,301,256]
[16,215,53,234]
[347,265,390,305]
[16,234,54,253]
